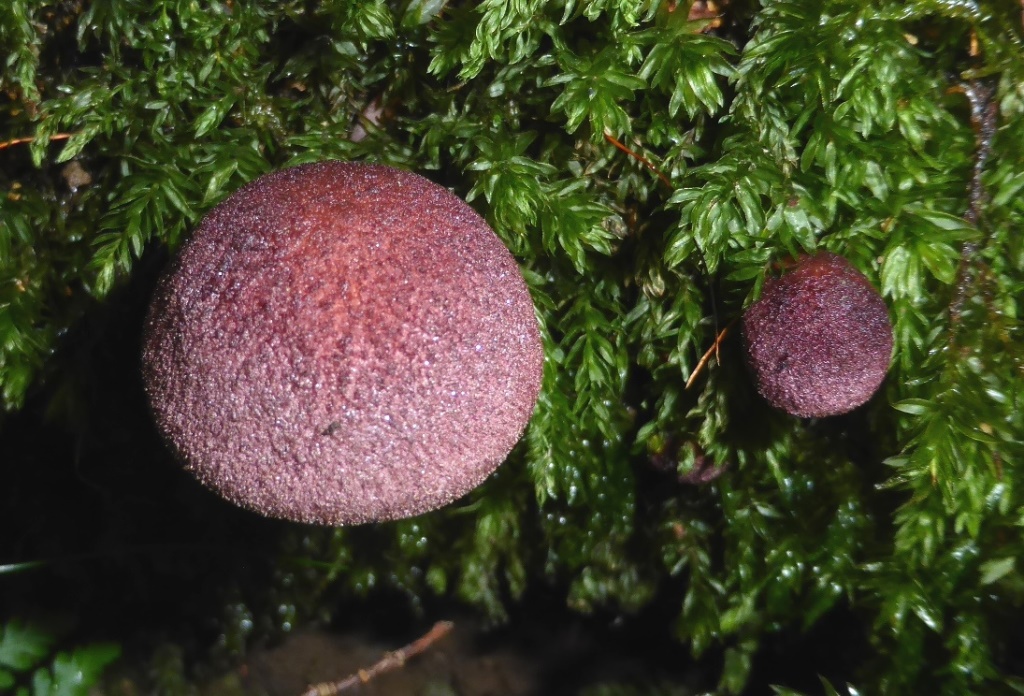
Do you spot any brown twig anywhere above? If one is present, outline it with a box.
[300,621,454,696]
[603,131,674,188]
[0,132,74,151]
[962,80,998,228]
[949,76,998,327]
[685,321,734,389]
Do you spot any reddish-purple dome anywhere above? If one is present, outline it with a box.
[742,252,893,418]
[142,162,543,525]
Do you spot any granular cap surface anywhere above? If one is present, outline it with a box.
[742,252,893,418]
[142,162,544,525]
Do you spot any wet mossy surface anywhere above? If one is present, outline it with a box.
[3,1,1024,694]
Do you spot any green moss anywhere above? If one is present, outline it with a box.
[2,0,1023,693]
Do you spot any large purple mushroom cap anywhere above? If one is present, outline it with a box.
[142,161,544,525]
[742,252,893,418]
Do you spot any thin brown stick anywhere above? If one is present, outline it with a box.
[949,76,998,329]
[300,620,454,696]
[685,322,734,390]
[0,132,74,151]
[603,131,674,188]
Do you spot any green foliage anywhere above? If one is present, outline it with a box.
[548,45,648,138]
[772,677,863,696]
[0,619,119,696]
[579,681,692,696]
[2,0,1024,693]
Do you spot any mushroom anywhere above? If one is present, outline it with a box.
[142,161,544,525]
[741,251,893,418]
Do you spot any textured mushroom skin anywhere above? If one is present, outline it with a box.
[742,252,893,418]
[142,162,544,525]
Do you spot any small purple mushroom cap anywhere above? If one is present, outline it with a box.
[742,252,893,418]
[142,162,544,525]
